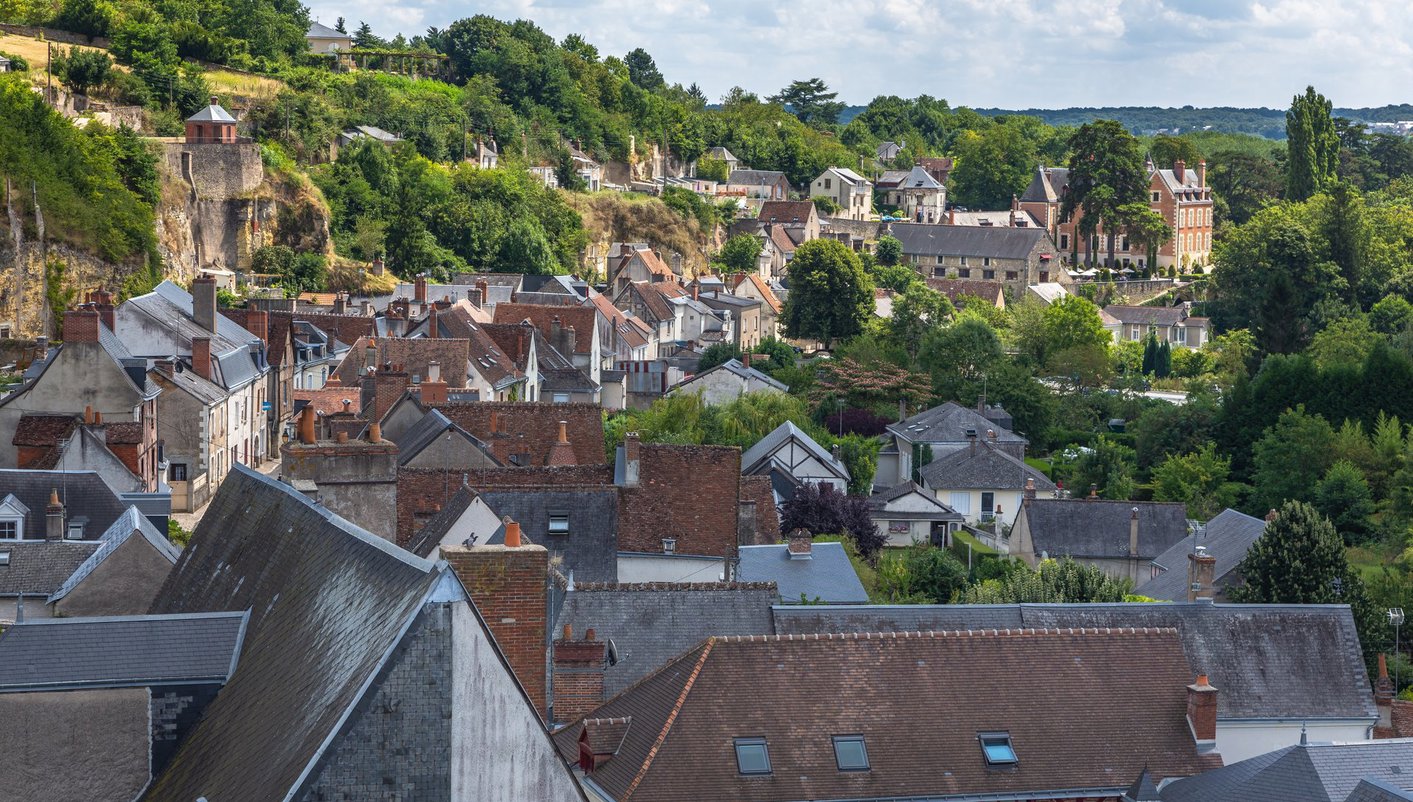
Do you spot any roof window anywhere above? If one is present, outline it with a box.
[979,732,1017,765]
[833,735,870,771]
[734,738,772,775]
[548,512,570,536]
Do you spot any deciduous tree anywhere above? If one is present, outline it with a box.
[781,239,874,349]
[1286,86,1340,201]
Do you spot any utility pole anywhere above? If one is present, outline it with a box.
[45,42,51,105]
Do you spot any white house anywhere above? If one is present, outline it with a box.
[1101,303,1212,349]
[866,482,965,548]
[810,167,873,221]
[877,165,946,223]
[740,421,850,503]
[306,21,352,54]
[917,440,1054,533]
[668,358,787,406]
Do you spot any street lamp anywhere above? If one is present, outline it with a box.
[1391,608,1406,693]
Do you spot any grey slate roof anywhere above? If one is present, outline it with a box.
[117,282,264,391]
[143,464,445,802]
[0,611,246,691]
[919,442,1056,491]
[1345,778,1413,802]
[1022,498,1190,561]
[185,101,236,124]
[1021,166,1070,204]
[682,358,787,392]
[772,602,1376,721]
[306,20,347,38]
[866,481,964,521]
[0,540,100,598]
[726,169,788,187]
[740,420,849,480]
[394,408,498,467]
[1139,509,1266,601]
[889,401,1028,446]
[49,506,181,603]
[737,542,869,604]
[482,488,618,584]
[554,583,777,697]
[889,222,1055,260]
[0,468,130,541]
[1160,739,1413,802]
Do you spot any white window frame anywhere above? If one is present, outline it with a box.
[949,492,971,515]
[0,518,20,540]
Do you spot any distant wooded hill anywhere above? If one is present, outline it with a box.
[836,104,1413,139]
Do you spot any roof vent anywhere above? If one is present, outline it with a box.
[662,537,677,555]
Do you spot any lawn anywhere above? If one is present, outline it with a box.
[0,33,108,72]
[205,69,284,102]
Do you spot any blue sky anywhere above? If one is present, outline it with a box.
[309,0,1413,109]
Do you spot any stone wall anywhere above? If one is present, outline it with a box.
[281,440,399,540]
[162,142,264,201]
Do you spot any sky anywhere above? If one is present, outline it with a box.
[308,0,1413,109]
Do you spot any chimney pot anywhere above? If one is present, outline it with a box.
[46,489,65,541]
[336,431,348,443]
[94,411,102,425]
[563,624,572,641]
[1088,484,1099,499]
[298,405,316,445]
[585,628,596,642]
[558,421,568,444]
[368,422,382,443]
[504,518,522,548]
[84,405,94,425]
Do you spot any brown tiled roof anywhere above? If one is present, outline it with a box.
[926,278,1006,306]
[624,282,674,324]
[757,200,815,226]
[554,627,1216,801]
[492,303,597,356]
[335,336,517,389]
[768,225,797,255]
[432,300,493,338]
[736,273,782,314]
[289,311,377,345]
[482,322,537,369]
[738,474,780,544]
[432,401,605,467]
[294,388,362,416]
[103,422,142,445]
[13,415,77,447]
[636,248,675,281]
[618,444,740,558]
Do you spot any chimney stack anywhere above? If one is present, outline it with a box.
[1196,160,1207,188]
[787,528,813,559]
[428,305,439,338]
[1088,484,1099,500]
[414,274,428,303]
[1187,548,1217,601]
[563,326,576,358]
[46,488,65,541]
[622,432,641,487]
[192,274,218,333]
[554,626,609,723]
[245,308,268,346]
[63,306,101,343]
[1129,506,1140,559]
[1023,477,1036,504]
[333,292,346,315]
[191,337,212,381]
[741,352,751,368]
[1376,654,1395,730]
[477,279,489,307]
[421,361,448,405]
[91,290,116,331]
[1174,159,1186,184]
[1186,674,1218,747]
[1265,509,1278,523]
[548,421,577,467]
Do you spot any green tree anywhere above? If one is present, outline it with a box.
[1063,120,1148,267]
[718,234,763,273]
[887,283,947,361]
[1286,86,1341,201]
[960,557,1133,603]
[1070,435,1137,499]
[1115,200,1172,269]
[921,313,1003,387]
[696,342,742,372]
[1208,150,1284,226]
[1309,315,1376,370]
[623,47,664,90]
[1250,406,1336,512]
[875,546,969,604]
[697,157,729,183]
[875,235,902,266]
[55,46,111,96]
[1371,294,1413,335]
[949,125,1036,209]
[768,78,845,127]
[781,239,875,349]
[1152,444,1240,519]
[1148,134,1201,168]
[1313,460,1375,543]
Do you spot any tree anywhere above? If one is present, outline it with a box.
[352,21,383,49]
[1309,316,1376,370]
[718,234,763,273]
[780,483,884,558]
[1250,406,1336,512]
[1070,435,1137,499]
[921,313,1003,385]
[1115,201,1172,269]
[1148,134,1201,168]
[1039,295,1111,381]
[1063,120,1148,267]
[1313,460,1375,543]
[959,557,1133,604]
[1371,294,1413,335]
[887,283,947,361]
[768,78,845,127]
[1286,86,1340,201]
[56,46,111,96]
[696,342,742,372]
[875,235,902,266]
[875,546,969,604]
[781,239,874,349]
[1152,445,1240,519]
[949,125,1036,210]
[623,48,664,90]
[697,157,729,183]
[1208,150,1284,226]
[334,16,346,33]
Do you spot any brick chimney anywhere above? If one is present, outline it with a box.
[1186,674,1218,747]
[787,528,813,559]
[622,432,641,487]
[191,337,212,381]
[443,537,549,719]
[420,361,448,405]
[477,279,489,306]
[469,287,483,308]
[414,274,428,303]
[1174,159,1186,184]
[1129,507,1140,559]
[245,308,268,346]
[548,421,576,466]
[1196,160,1207,188]
[1023,477,1036,505]
[428,305,439,339]
[1376,653,1395,733]
[370,365,409,421]
[948,207,956,225]
[192,274,218,333]
[333,292,346,315]
[63,306,101,343]
[90,290,115,331]
[553,624,608,723]
[1187,547,1217,602]
[46,488,65,541]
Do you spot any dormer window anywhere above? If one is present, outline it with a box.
[979,732,1017,765]
[734,738,771,775]
[0,519,18,540]
[548,513,570,536]
[833,735,870,771]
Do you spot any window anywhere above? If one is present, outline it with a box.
[0,519,18,540]
[979,733,1017,765]
[734,738,772,775]
[169,463,188,482]
[1174,326,1187,344]
[824,178,832,189]
[982,257,991,267]
[959,256,968,266]
[833,735,870,771]
[932,267,946,278]
[548,513,570,536]
[982,270,995,280]
[1039,271,1049,282]
[552,392,570,403]
[0,551,9,565]
[957,268,971,278]
[949,492,971,515]
[1005,271,1018,281]
[1059,233,1069,249]
[67,522,84,540]
[1152,191,1161,202]
[981,492,995,519]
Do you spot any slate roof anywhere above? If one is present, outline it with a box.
[493,303,597,355]
[739,421,849,481]
[142,465,445,802]
[553,583,777,697]
[306,20,348,38]
[679,358,787,392]
[152,358,227,405]
[118,282,264,391]
[890,222,1054,260]
[772,602,1377,720]
[737,542,868,603]
[1021,498,1190,561]
[481,488,618,584]
[554,628,1215,802]
[0,540,100,599]
[186,100,236,124]
[919,441,1056,491]
[877,164,944,191]
[1103,304,1211,328]
[0,469,130,540]
[49,507,181,603]
[0,611,246,691]
[866,481,965,521]
[1139,509,1267,601]
[1160,739,1413,802]
[394,408,499,467]
[405,485,484,558]
[1345,778,1413,802]
[1021,166,1070,204]
[888,401,1027,446]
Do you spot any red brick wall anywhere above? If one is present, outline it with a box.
[444,544,549,720]
[397,465,615,545]
[16,445,51,469]
[63,309,100,343]
[435,402,606,466]
[552,638,607,722]
[739,475,780,544]
[619,444,740,557]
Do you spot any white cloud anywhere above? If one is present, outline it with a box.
[331,0,1413,108]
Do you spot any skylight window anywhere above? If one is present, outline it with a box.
[0,550,10,565]
[548,513,570,536]
[734,738,771,775]
[979,733,1017,765]
[833,735,869,771]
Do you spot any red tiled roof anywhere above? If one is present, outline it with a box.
[481,322,537,368]
[294,388,362,417]
[768,225,797,255]
[13,415,77,447]
[618,444,740,558]
[104,422,143,445]
[555,627,1218,801]
[432,402,605,467]
[492,303,597,356]
[621,282,674,324]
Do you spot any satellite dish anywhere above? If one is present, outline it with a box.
[606,638,620,667]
